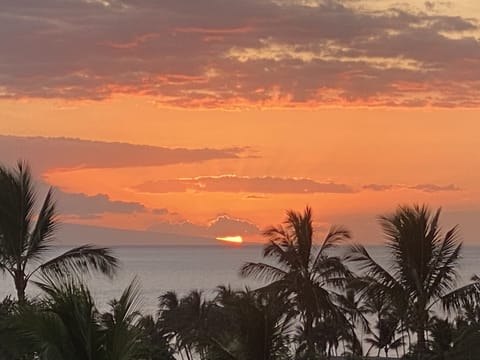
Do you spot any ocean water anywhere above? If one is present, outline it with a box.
[1,245,479,315]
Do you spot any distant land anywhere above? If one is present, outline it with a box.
[56,223,221,246]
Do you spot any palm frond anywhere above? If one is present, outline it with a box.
[102,278,143,360]
[263,239,299,270]
[346,244,400,290]
[107,277,143,325]
[239,261,287,282]
[319,225,351,255]
[441,278,480,313]
[27,188,58,261]
[0,161,36,261]
[37,244,119,279]
[427,239,462,299]
[158,291,179,312]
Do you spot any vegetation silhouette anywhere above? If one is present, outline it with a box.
[0,162,118,303]
[10,276,144,359]
[347,205,480,359]
[1,162,480,359]
[240,207,352,358]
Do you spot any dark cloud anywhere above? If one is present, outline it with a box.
[36,183,165,218]
[408,183,460,192]
[208,215,259,236]
[147,214,260,238]
[0,0,478,107]
[152,208,169,215]
[135,175,354,194]
[363,183,460,192]
[57,190,146,217]
[0,135,249,173]
[363,184,394,191]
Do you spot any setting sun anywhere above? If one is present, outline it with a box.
[216,236,243,244]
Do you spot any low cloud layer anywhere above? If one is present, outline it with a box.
[147,214,260,238]
[58,223,217,246]
[363,183,460,192]
[135,175,354,194]
[56,190,146,218]
[0,0,479,107]
[0,135,248,173]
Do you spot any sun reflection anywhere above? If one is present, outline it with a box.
[216,236,243,244]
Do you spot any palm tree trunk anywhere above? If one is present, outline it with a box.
[14,270,27,304]
[401,319,407,356]
[416,323,427,359]
[304,312,315,355]
[407,329,412,350]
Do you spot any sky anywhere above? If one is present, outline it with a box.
[1,0,479,245]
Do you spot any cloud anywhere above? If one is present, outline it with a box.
[135,175,354,194]
[32,181,169,218]
[208,215,259,236]
[363,184,394,191]
[147,214,260,238]
[408,183,460,192]
[56,190,146,218]
[363,183,460,192]
[0,135,249,173]
[152,208,169,215]
[244,194,268,199]
[0,0,478,107]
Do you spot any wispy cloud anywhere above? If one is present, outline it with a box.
[135,175,354,194]
[409,183,460,192]
[363,184,395,191]
[363,183,460,193]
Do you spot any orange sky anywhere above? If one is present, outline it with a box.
[1,1,479,244]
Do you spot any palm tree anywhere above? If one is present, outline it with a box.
[336,287,370,356]
[137,315,175,360]
[0,296,36,359]
[427,315,480,360]
[158,290,213,360]
[347,204,480,359]
[365,311,404,358]
[210,287,294,360]
[240,206,352,358]
[12,276,143,360]
[100,279,143,360]
[0,162,118,302]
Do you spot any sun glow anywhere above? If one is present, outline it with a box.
[216,236,243,244]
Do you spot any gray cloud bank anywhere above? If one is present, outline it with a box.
[363,183,460,192]
[0,0,479,107]
[0,135,248,172]
[147,214,260,238]
[135,175,354,194]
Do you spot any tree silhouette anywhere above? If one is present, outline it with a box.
[12,276,143,359]
[0,162,118,302]
[347,204,480,359]
[240,206,351,358]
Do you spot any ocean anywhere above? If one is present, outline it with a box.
[1,245,479,315]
